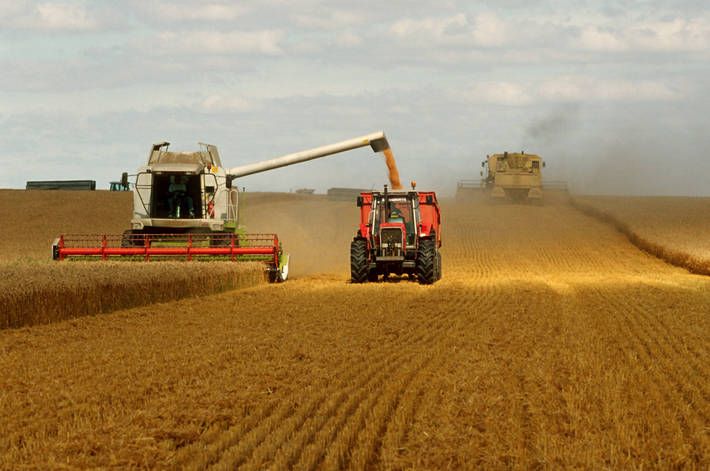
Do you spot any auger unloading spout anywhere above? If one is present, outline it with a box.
[227,131,389,178]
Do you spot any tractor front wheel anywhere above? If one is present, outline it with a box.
[350,238,369,283]
[416,238,437,284]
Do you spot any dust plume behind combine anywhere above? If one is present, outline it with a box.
[521,103,710,196]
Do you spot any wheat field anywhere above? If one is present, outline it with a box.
[0,190,266,327]
[0,190,708,469]
[572,195,710,275]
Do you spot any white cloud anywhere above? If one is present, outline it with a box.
[335,31,362,47]
[578,27,626,51]
[390,12,509,48]
[156,30,284,55]
[35,2,99,30]
[577,17,710,52]
[151,2,248,22]
[461,77,681,106]
[538,77,681,102]
[0,2,101,31]
[199,95,255,112]
[293,10,363,30]
[463,81,533,106]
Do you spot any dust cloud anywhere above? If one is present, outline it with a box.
[241,193,358,277]
[522,103,710,197]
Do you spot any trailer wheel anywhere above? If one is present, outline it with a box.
[350,238,369,283]
[416,238,437,284]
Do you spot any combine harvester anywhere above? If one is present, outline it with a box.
[53,132,390,282]
[482,151,545,201]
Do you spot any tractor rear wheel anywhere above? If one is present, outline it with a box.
[350,238,369,283]
[435,250,442,280]
[416,238,437,284]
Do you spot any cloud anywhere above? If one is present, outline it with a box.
[199,95,256,112]
[155,30,285,55]
[462,81,533,106]
[35,2,99,30]
[577,17,710,52]
[390,12,509,48]
[0,1,101,31]
[293,9,363,30]
[149,2,248,22]
[538,76,681,102]
[460,77,681,107]
[335,31,362,47]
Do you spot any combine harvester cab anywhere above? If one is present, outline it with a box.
[483,151,544,201]
[351,184,442,284]
[53,132,391,283]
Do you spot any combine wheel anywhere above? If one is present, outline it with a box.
[350,238,369,283]
[416,238,437,285]
[269,253,289,283]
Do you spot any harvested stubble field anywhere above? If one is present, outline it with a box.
[1,190,709,469]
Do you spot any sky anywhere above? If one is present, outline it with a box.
[1,0,709,195]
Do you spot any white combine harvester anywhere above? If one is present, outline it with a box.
[53,131,390,282]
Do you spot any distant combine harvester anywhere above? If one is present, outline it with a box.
[26,180,96,191]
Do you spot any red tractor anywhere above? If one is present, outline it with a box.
[351,185,442,284]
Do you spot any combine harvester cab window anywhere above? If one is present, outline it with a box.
[150,173,203,218]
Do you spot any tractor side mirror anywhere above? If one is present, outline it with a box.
[356,196,363,207]
[120,172,128,188]
[543,161,546,168]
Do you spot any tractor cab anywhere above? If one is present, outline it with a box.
[374,194,418,249]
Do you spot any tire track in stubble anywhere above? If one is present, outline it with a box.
[607,288,709,423]
[618,293,709,422]
[268,284,502,470]
[591,285,708,457]
[281,300,467,470]
[632,292,709,391]
[188,338,414,470]
[377,282,511,469]
[185,290,457,470]
[351,282,510,470]
[253,303,455,470]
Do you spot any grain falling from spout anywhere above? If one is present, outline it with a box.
[383,148,403,190]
